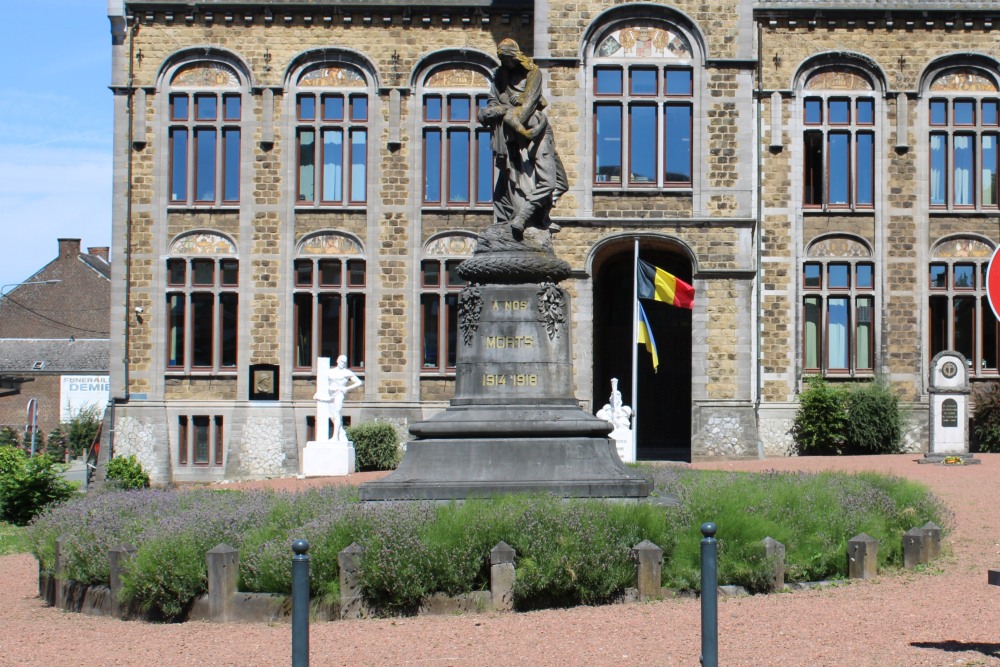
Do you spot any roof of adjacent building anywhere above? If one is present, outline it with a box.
[0,339,109,374]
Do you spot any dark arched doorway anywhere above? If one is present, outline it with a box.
[592,242,693,461]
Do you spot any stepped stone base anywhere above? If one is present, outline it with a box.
[360,283,649,501]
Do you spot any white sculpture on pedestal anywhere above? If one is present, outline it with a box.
[302,355,363,477]
[596,378,634,463]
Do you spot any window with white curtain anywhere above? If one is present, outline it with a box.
[800,68,876,210]
[927,68,999,210]
[293,62,370,206]
[802,237,875,376]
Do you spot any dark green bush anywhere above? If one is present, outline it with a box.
[794,378,904,455]
[843,380,904,454]
[972,381,1000,453]
[105,455,151,490]
[0,427,21,449]
[347,421,401,471]
[0,449,77,526]
[793,377,848,455]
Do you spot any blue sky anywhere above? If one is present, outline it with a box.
[0,1,112,291]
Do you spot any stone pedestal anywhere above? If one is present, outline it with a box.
[302,441,355,477]
[924,351,976,464]
[360,284,649,500]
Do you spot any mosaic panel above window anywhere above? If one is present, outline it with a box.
[297,233,364,255]
[597,26,692,60]
[171,63,239,88]
[933,238,994,259]
[424,234,477,256]
[425,68,490,89]
[299,65,366,88]
[930,69,998,93]
[170,232,237,255]
[805,69,872,91]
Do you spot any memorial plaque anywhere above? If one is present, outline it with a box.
[941,398,958,428]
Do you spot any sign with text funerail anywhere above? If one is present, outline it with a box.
[60,375,110,421]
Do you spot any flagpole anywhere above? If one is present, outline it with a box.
[630,237,639,463]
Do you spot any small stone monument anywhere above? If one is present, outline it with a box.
[924,351,977,464]
[596,378,634,463]
[302,355,362,477]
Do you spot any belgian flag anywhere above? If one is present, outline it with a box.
[637,259,695,309]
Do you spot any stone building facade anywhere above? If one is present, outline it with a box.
[107,0,1000,482]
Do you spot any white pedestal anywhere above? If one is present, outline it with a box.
[611,427,635,463]
[302,440,356,477]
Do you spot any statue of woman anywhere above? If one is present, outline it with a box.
[478,39,568,238]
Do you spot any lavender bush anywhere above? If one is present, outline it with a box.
[25,466,950,618]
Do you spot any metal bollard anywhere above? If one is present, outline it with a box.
[292,539,310,667]
[700,522,718,667]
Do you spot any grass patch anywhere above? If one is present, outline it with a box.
[0,522,28,555]
[25,467,951,618]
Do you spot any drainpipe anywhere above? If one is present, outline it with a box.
[109,13,139,460]
[754,23,765,457]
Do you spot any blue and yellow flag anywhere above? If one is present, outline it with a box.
[637,302,659,372]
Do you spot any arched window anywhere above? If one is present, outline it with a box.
[800,67,876,209]
[420,66,493,207]
[293,233,366,371]
[802,236,875,375]
[167,62,243,205]
[293,62,372,205]
[589,23,695,189]
[926,68,1000,210]
[166,232,239,372]
[928,237,999,375]
[420,234,475,374]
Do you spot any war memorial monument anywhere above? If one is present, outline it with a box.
[360,40,649,500]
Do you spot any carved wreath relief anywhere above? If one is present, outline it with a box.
[458,285,483,346]
[536,283,566,340]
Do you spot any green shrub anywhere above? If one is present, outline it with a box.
[793,377,848,455]
[120,534,207,619]
[0,451,77,526]
[843,380,904,454]
[657,468,951,590]
[105,455,151,490]
[347,421,401,471]
[794,378,905,456]
[0,427,21,449]
[972,381,1000,453]
[45,425,68,459]
[65,405,103,459]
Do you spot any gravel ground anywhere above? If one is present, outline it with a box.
[2,454,999,666]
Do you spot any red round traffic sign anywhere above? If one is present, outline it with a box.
[986,245,1000,322]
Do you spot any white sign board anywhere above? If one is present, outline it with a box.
[60,375,110,421]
